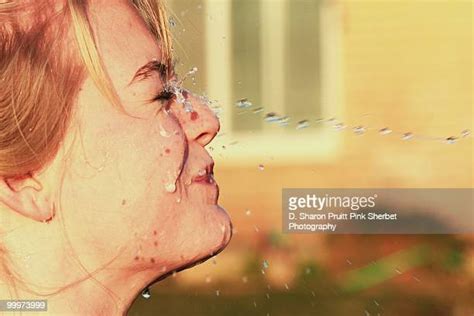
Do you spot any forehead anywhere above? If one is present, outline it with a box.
[86,0,162,89]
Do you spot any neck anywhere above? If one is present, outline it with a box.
[0,269,142,316]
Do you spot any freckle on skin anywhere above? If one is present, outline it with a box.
[153,230,157,236]
[165,148,170,154]
[150,258,155,264]
[190,111,199,121]
[134,256,139,261]
[154,241,158,247]
[121,199,126,205]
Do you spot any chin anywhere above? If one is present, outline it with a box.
[171,201,232,266]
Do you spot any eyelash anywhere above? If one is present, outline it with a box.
[153,90,175,103]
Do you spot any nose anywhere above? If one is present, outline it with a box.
[170,90,220,146]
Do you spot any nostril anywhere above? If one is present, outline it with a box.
[196,132,213,146]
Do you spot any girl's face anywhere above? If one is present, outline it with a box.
[56,0,232,281]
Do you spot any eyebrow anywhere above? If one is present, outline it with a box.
[128,60,169,86]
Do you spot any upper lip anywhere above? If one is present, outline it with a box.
[191,162,214,183]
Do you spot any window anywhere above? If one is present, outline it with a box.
[174,0,345,164]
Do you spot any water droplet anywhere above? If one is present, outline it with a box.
[378,127,392,135]
[183,100,193,113]
[253,301,257,307]
[296,120,310,129]
[262,259,269,269]
[284,283,289,290]
[188,66,198,75]
[215,290,220,296]
[266,293,270,299]
[445,136,458,144]
[333,122,346,131]
[141,287,151,299]
[245,209,252,216]
[258,164,265,171]
[277,116,290,126]
[401,132,413,141]
[235,98,253,108]
[395,268,402,274]
[254,225,260,232]
[346,259,352,265]
[159,126,171,138]
[352,126,366,135]
[168,16,176,27]
[374,300,379,306]
[264,112,280,123]
[164,183,176,193]
[261,269,265,275]
[252,107,264,114]
[305,267,311,274]
[242,276,248,283]
[205,276,212,283]
[461,129,471,138]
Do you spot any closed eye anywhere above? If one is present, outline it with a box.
[153,90,175,102]
[150,89,175,116]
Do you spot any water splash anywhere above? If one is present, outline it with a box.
[235,98,253,108]
[264,112,280,123]
[262,259,269,269]
[168,16,177,28]
[353,126,366,135]
[296,120,310,129]
[333,122,346,131]
[378,127,392,135]
[445,136,458,144]
[401,132,413,141]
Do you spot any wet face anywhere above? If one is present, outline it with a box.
[58,0,232,279]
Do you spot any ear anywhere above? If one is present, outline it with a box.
[0,174,55,223]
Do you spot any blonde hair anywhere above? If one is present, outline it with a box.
[0,0,173,179]
[0,0,173,294]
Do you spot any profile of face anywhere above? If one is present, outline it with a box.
[0,0,231,313]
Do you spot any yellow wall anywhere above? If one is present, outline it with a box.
[168,0,473,284]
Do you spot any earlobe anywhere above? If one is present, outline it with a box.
[0,176,55,223]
